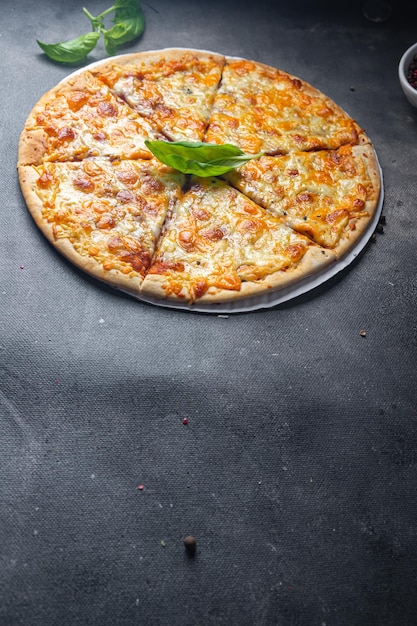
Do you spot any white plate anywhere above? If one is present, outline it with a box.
[61,48,384,314]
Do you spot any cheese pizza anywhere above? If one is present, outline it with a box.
[17,48,381,308]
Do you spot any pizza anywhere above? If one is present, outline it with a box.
[17,48,381,308]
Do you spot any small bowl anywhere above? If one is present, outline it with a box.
[399,42,417,108]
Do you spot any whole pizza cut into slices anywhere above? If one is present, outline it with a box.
[18,71,164,166]
[17,48,382,309]
[141,177,336,303]
[205,58,363,155]
[19,157,185,292]
[92,49,226,142]
[223,143,380,255]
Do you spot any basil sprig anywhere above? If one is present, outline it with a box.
[37,0,145,64]
[145,140,264,177]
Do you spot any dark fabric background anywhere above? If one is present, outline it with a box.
[1,1,417,624]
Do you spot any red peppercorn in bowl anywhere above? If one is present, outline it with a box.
[399,42,417,108]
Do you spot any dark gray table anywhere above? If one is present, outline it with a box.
[1,1,417,624]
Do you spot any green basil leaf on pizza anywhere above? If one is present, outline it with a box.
[144,140,264,176]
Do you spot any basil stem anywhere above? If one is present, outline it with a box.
[145,140,264,177]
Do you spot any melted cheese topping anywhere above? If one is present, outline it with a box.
[34,158,185,277]
[95,53,225,142]
[224,145,375,248]
[19,52,379,304]
[146,177,311,301]
[205,60,359,154]
[29,72,162,162]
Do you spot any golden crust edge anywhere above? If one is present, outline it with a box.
[89,48,226,74]
[331,142,382,259]
[140,245,337,305]
[18,130,47,167]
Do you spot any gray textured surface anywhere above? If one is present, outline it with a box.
[1,1,417,624]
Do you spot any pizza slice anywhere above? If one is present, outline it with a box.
[205,58,363,155]
[18,158,185,293]
[141,177,336,304]
[92,49,225,142]
[223,144,381,255]
[18,71,163,166]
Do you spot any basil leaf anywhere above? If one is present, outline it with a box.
[150,141,244,161]
[103,0,145,55]
[37,32,100,63]
[113,0,143,9]
[145,140,263,176]
[104,14,145,53]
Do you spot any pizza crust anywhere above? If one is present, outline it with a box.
[91,47,225,71]
[332,143,381,259]
[18,130,47,167]
[140,244,337,304]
